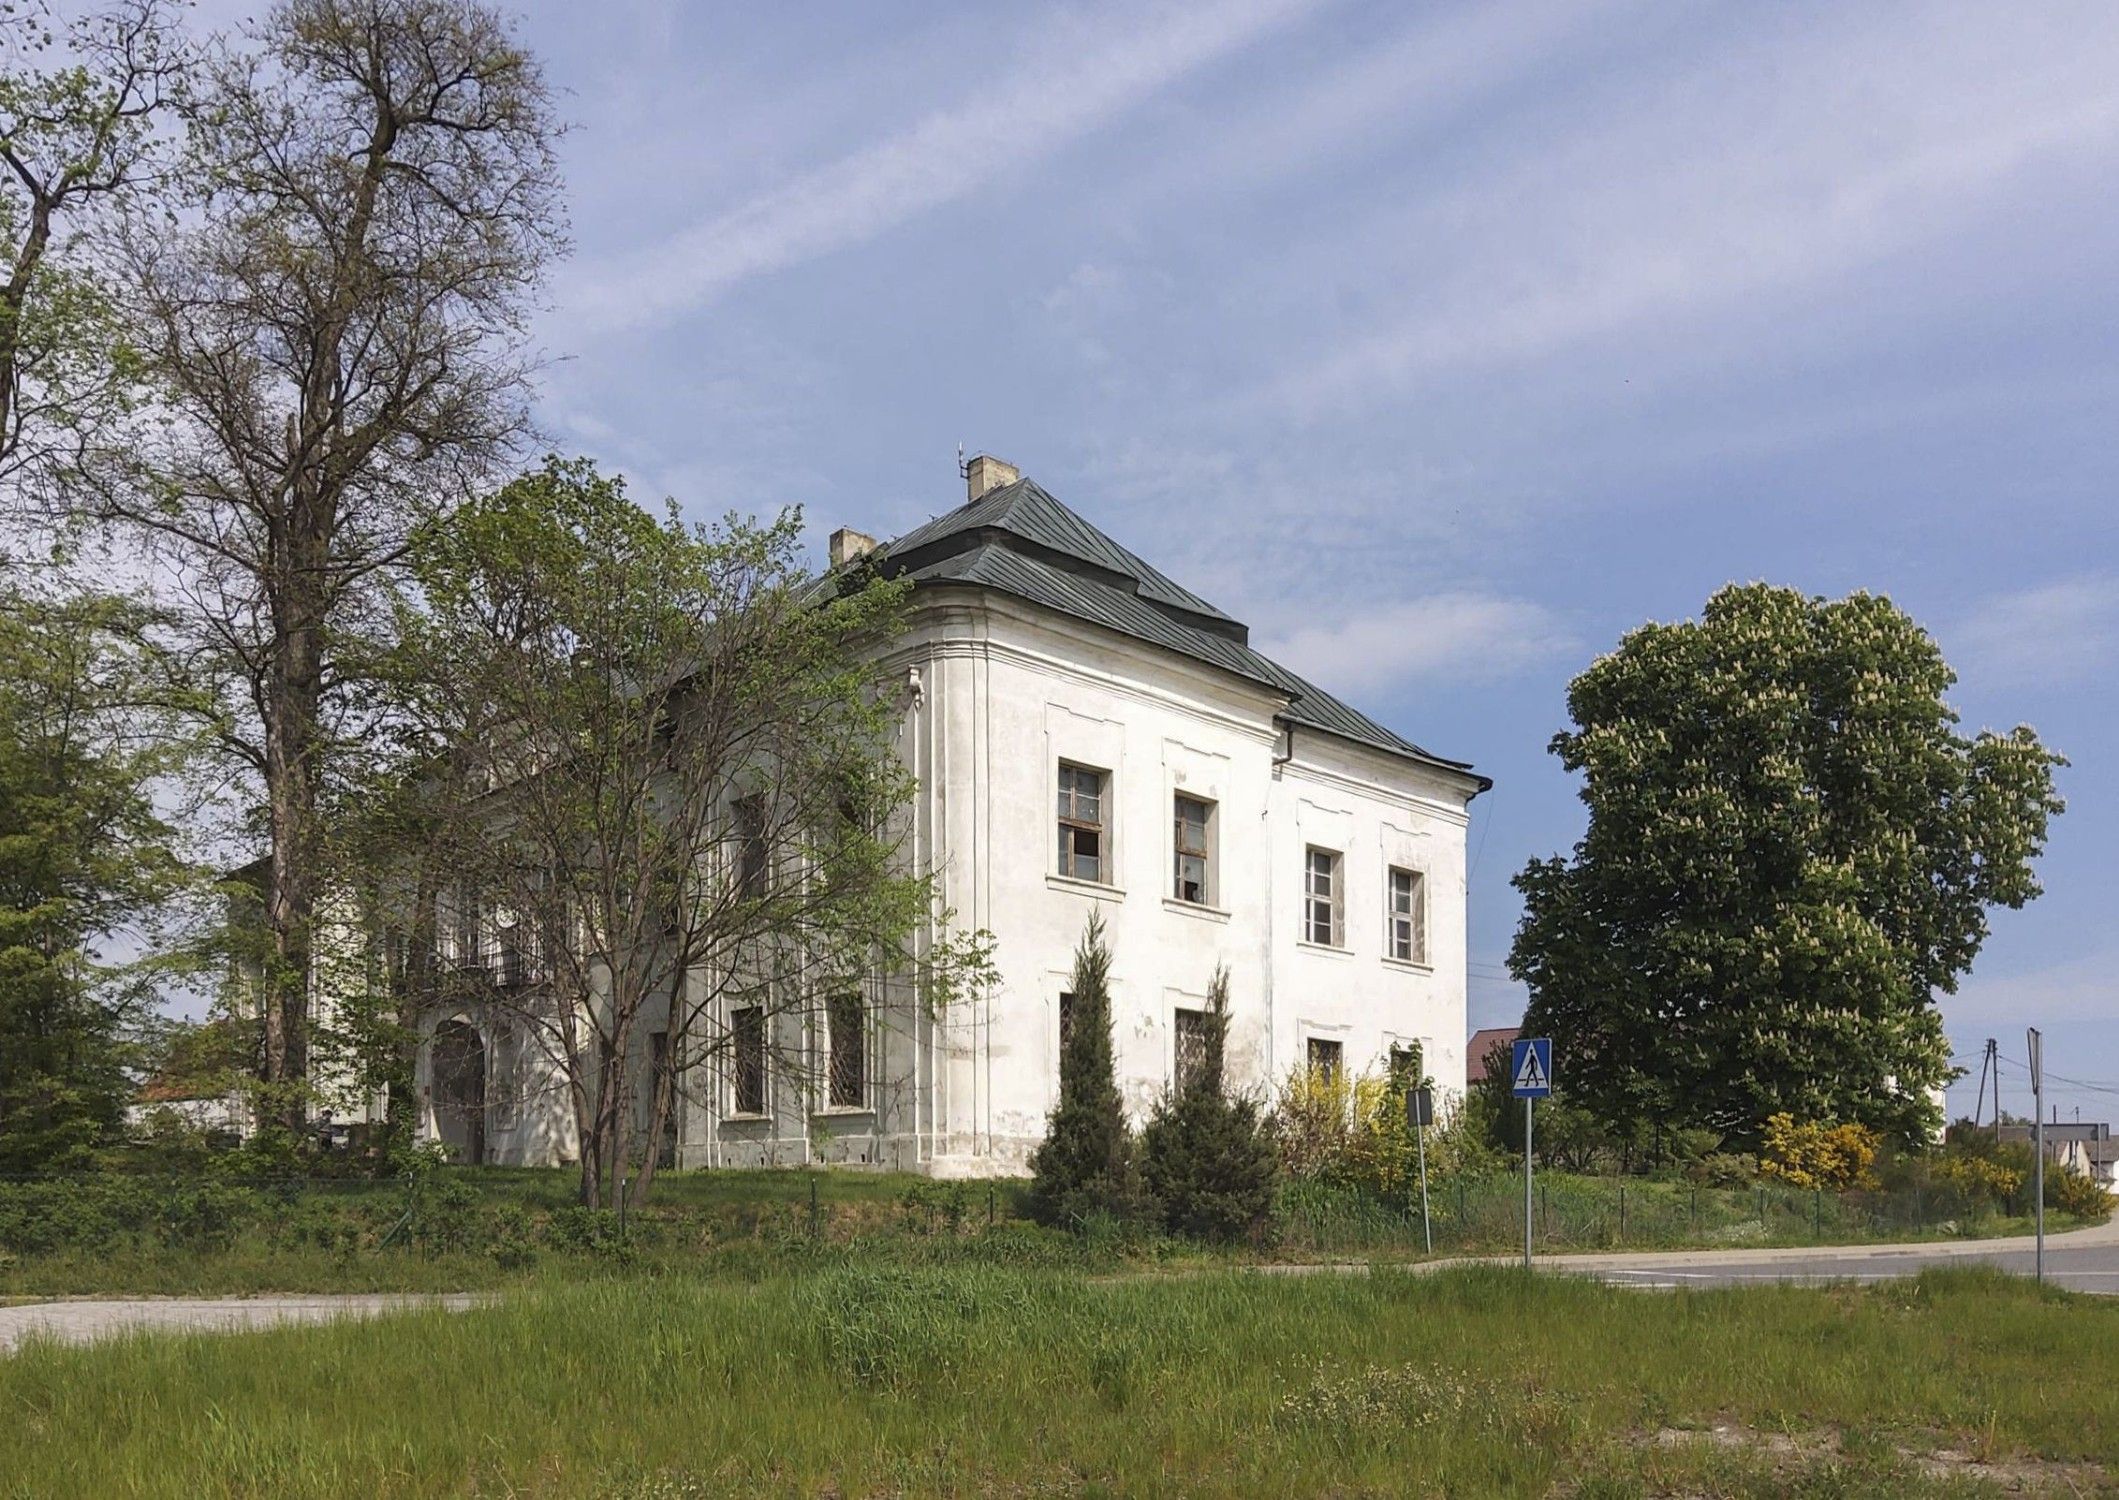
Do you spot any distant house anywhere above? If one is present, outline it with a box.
[1998,1121,2116,1186]
[1466,1026,1520,1089]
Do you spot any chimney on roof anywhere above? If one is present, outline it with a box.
[828,527,877,568]
[964,454,1019,503]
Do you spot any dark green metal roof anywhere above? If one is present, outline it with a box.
[864,478,1486,788]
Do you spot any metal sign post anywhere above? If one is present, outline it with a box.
[1511,1038,1554,1271]
[2028,1027,2044,1283]
[1407,1085,1435,1255]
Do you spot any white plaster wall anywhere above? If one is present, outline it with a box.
[660,584,1480,1177]
[889,589,1476,1175]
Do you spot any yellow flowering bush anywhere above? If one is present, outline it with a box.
[1757,1112,1880,1191]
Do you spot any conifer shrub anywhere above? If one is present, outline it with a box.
[1027,914,1152,1229]
[1139,966,1278,1243]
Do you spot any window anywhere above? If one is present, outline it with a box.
[1304,847,1343,947]
[1056,763,1107,882]
[827,994,866,1109]
[1172,794,1212,905]
[1306,1036,1343,1084]
[649,1031,676,1167]
[731,1005,765,1115]
[1389,867,1428,964]
[1058,991,1076,1059]
[1174,1007,1210,1094]
[734,795,768,899]
[1390,1042,1423,1089]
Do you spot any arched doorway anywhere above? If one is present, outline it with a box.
[431,1019,487,1165]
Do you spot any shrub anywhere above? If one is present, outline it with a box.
[1027,914,1152,1229]
[1757,1113,1879,1191]
[2049,1167,2113,1220]
[1139,966,1277,1243]
[1687,1151,1758,1188]
[1271,1064,1352,1182]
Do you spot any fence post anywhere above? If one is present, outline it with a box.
[988,1183,995,1228]
[809,1176,820,1241]
[1756,1186,1765,1228]
[1813,1189,1821,1240]
[1690,1187,1698,1233]
[1618,1184,1626,1243]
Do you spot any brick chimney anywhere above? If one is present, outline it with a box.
[964,454,1019,503]
[828,527,877,568]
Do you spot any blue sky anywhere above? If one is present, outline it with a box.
[446,1,2116,1123]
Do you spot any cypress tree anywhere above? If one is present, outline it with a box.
[1028,913,1146,1227]
[1140,965,1279,1243]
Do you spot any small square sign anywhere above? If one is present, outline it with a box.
[1511,1037,1553,1099]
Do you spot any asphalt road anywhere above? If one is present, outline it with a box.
[1534,1217,2119,1296]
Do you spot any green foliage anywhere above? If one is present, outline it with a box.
[0,588,190,1171]
[1028,914,1150,1228]
[1139,966,1278,1243]
[1512,584,2064,1148]
[394,456,991,1207]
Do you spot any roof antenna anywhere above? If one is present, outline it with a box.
[956,442,968,479]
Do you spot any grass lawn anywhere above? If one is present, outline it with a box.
[1,1265,2112,1497]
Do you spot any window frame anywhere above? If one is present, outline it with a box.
[734,794,769,900]
[1173,1006,1210,1094]
[730,1004,766,1117]
[1055,762,1109,884]
[1303,846,1344,948]
[1387,865,1428,966]
[1306,1035,1344,1085]
[1172,793,1213,906]
[825,993,867,1111]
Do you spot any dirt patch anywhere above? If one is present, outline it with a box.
[1645,1424,2111,1495]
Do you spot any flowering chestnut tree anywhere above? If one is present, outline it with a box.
[1510,584,2063,1147]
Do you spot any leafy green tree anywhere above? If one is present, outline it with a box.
[63,0,564,1122]
[388,458,988,1207]
[1029,913,1147,1227]
[0,586,186,1168]
[1139,965,1276,1243]
[1511,584,2063,1148]
[0,0,187,481]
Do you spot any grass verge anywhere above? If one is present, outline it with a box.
[1,1265,2111,1497]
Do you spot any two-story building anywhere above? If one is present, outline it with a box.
[668,456,1488,1175]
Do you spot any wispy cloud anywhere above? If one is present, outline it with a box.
[1255,5,2119,416]
[568,0,1324,330]
[1261,592,1574,697]
[1951,577,2119,692]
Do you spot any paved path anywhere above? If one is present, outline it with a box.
[0,1293,490,1354]
[1530,1213,2119,1295]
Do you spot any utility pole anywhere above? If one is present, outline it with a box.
[1987,1038,2000,1141]
[2028,1027,2044,1283]
[1971,1041,1992,1129]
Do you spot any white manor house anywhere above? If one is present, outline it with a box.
[397,456,1488,1176]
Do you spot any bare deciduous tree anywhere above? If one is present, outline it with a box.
[68,0,563,1120]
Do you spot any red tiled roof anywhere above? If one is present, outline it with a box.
[1466,1027,1521,1085]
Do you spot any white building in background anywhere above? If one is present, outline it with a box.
[411,456,1489,1175]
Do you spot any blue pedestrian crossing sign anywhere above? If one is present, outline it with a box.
[1511,1037,1553,1098]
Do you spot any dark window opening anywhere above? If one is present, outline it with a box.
[732,1005,766,1115]
[1306,1036,1343,1085]
[828,994,866,1109]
